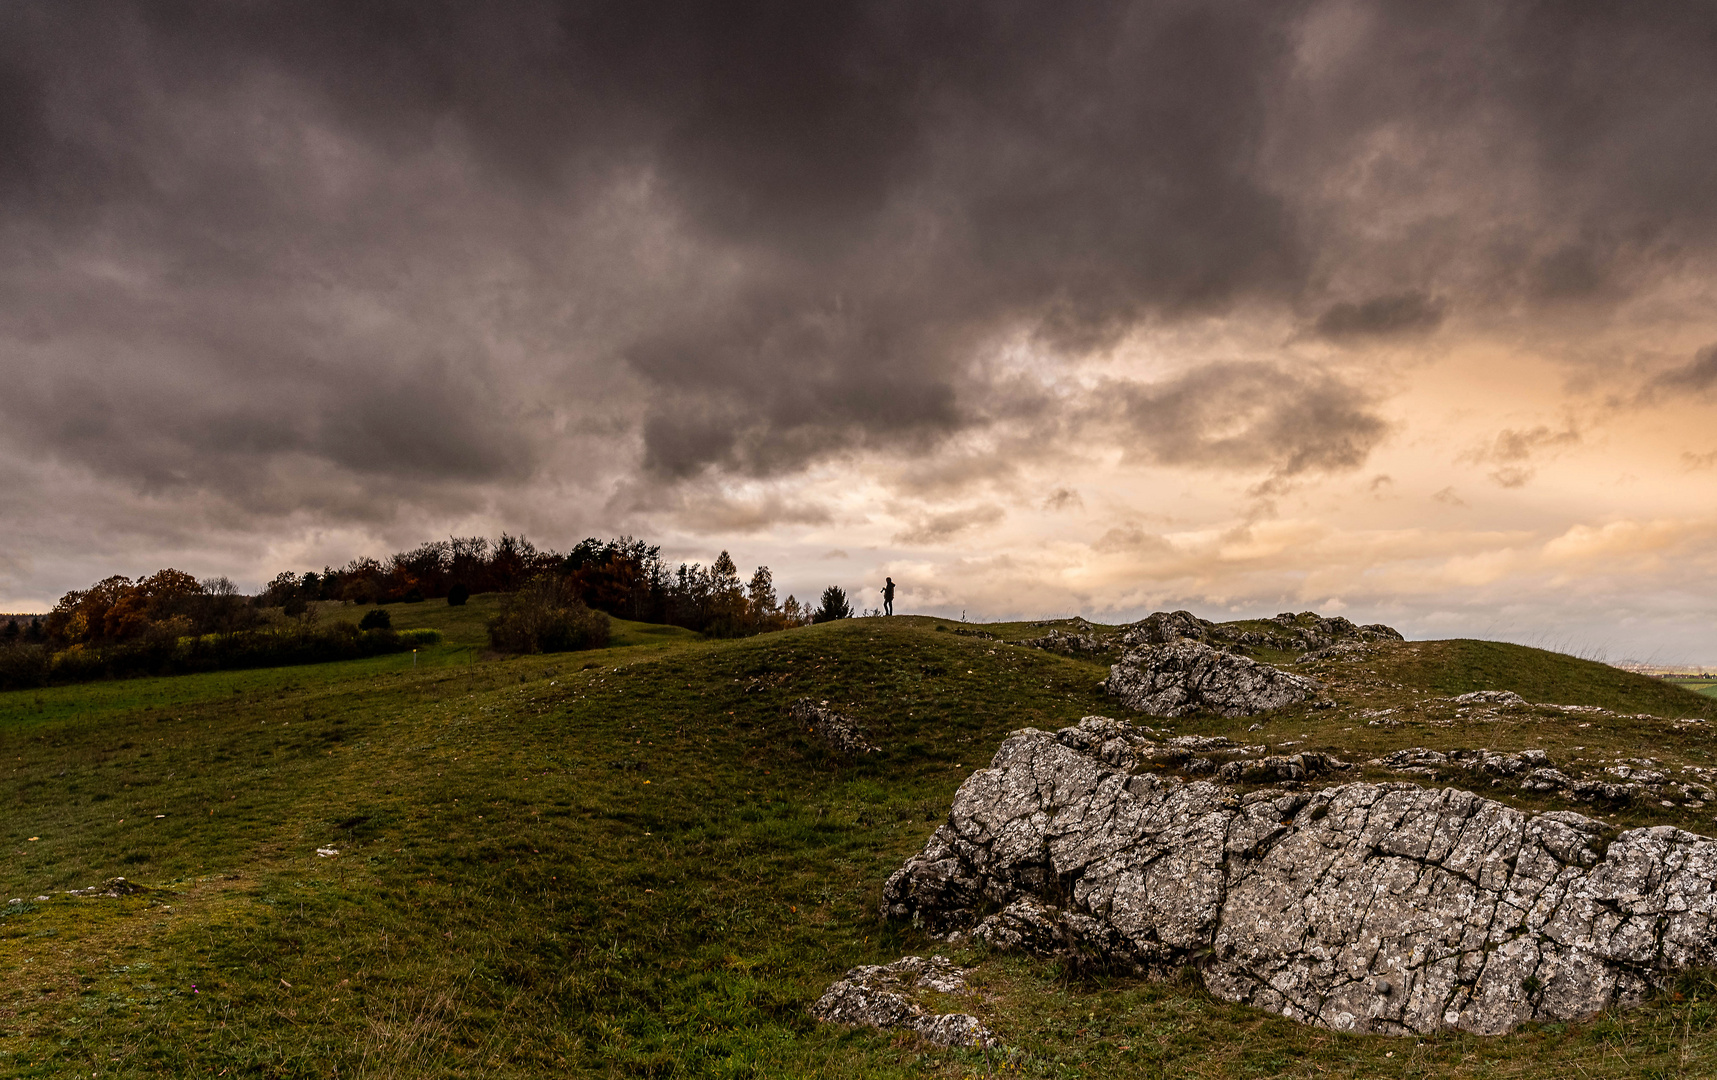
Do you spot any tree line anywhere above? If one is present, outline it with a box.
[259,534,854,636]
[0,566,434,691]
[0,533,858,688]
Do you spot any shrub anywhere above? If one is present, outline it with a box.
[282,595,309,617]
[0,643,49,689]
[487,575,610,654]
[359,608,392,631]
[447,583,470,607]
[403,587,425,604]
[812,586,852,623]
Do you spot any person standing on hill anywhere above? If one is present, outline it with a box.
[883,577,896,616]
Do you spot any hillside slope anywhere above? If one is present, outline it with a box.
[2,616,1716,1077]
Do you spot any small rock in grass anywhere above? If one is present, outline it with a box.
[811,955,994,1048]
[790,698,878,756]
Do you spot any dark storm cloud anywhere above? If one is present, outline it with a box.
[1649,344,1717,398]
[1316,292,1445,340]
[0,0,1714,516]
[1109,362,1388,479]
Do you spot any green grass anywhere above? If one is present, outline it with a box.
[1670,679,1717,701]
[3,616,1717,1076]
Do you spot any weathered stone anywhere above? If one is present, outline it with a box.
[883,718,1717,1036]
[1105,640,1321,718]
[810,956,994,1047]
[1366,747,1662,806]
[1296,641,1377,664]
[65,877,150,898]
[1451,690,1528,707]
[1368,746,1551,779]
[1019,628,1112,657]
[1216,752,1349,784]
[1121,610,1212,647]
[790,698,877,755]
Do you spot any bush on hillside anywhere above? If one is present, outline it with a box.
[404,587,425,603]
[0,624,439,691]
[812,586,852,623]
[488,575,610,654]
[359,608,392,631]
[447,583,470,607]
[0,642,50,688]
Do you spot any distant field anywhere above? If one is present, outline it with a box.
[4,618,1717,1076]
[1670,678,1717,699]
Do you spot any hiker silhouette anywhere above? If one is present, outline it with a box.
[883,577,896,616]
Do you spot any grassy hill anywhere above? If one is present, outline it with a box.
[3,610,1717,1077]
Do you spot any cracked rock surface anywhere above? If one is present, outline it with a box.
[810,956,994,1047]
[1106,640,1321,718]
[882,716,1717,1036]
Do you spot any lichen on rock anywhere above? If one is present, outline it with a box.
[882,716,1717,1036]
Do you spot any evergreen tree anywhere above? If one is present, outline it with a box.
[813,586,852,623]
[747,566,779,630]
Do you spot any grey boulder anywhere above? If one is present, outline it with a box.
[1106,640,1320,718]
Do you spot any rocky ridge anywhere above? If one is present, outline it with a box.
[876,715,1717,1036]
[1014,610,1405,721]
[1016,609,1404,665]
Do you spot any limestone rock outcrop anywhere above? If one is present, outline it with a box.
[1105,640,1321,718]
[882,716,1717,1036]
[1120,610,1212,647]
[1014,610,1406,664]
[810,956,994,1047]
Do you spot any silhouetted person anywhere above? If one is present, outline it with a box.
[883,577,896,616]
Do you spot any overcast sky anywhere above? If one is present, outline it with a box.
[4,1,1717,661]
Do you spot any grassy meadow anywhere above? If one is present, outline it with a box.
[1670,679,1717,701]
[4,604,1717,1077]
